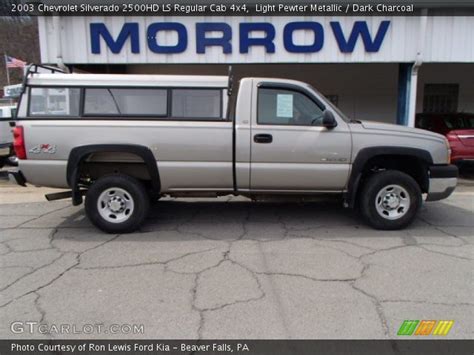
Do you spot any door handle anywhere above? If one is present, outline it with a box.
[254,134,273,144]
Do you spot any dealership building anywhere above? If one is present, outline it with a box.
[37,13,474,126]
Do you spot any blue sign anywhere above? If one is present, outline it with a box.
[90,20,390,55]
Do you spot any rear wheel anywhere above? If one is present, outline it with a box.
[85,174,150,233]
[359,170,422,230]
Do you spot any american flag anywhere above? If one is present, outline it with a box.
[5,55,26,68]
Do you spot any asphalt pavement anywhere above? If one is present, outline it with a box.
[0,174,472,339]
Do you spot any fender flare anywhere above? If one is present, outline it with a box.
[345,146,433,208]
[67,144,161,205]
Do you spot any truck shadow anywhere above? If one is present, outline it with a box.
[55,197,474,242]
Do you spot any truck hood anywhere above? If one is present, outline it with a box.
[358,120,446,142]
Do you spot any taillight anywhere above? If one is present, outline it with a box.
[13,126,26,160]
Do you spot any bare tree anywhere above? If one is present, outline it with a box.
[0,15,40,89]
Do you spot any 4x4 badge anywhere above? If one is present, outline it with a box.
[29,144,57,154]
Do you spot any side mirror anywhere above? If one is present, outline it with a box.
[322,110,338,129]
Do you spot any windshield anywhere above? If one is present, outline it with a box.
[444,116,474,130]
[307,84,349,122]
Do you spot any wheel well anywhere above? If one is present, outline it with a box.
[79,152,152,187]
[67,144,161,205]
[359,155,429,194]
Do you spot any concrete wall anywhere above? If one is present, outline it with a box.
[127,63,399,123]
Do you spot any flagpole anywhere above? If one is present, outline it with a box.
[4,53,10,86]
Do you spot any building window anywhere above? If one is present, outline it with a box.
[423,84,459,113]
[171,89,222,119]
[29,87,80,117]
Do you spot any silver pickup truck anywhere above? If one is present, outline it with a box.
[9,65,458,233]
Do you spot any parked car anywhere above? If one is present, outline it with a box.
[416,113,474,166]
[8,65,458,233]
[0,105,17,168]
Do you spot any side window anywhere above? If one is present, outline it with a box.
[467,118,474,129]
[84,89,118,115]
[423,84,459,113]
[258,88,324,126]
[29,87,80,117]
[171,89,222,119]
[84,88,167,116]
[445,117,465,129]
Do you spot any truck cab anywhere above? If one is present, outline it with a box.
[235,78,351,193]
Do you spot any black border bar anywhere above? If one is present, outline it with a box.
[1,339,473,355]
[2,0,474,16]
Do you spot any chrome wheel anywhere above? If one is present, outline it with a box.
[375,184,411,220]
[97,187,135,223]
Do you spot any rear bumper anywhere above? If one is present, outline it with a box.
[426,165,458,202]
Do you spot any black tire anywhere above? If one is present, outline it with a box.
[149,195,161,205]
[85,174,150,233]
[359,170,422,230]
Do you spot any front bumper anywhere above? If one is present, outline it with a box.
[426,165,458,201]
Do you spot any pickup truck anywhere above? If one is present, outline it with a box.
[9,65,458,233]
[0,105,17,168]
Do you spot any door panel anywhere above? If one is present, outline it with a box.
[250,85,351,191]
[455,129,474,147]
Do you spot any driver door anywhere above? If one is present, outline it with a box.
[250,84,351,191]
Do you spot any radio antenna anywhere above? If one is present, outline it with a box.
[227,65,233,97]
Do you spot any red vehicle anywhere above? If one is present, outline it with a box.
[416,113,474,165]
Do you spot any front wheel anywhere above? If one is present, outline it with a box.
[85,174,150,233]
[359,170,422,230]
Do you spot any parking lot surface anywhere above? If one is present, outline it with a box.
[0,177,473,339]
